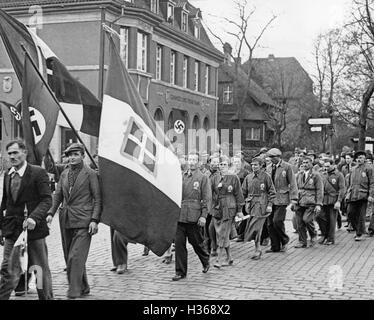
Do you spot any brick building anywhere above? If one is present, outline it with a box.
[217,43,276,151]
[0,0,223,159]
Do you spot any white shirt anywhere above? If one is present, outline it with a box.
[9,161,28,177]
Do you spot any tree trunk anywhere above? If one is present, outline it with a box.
[358,80,374,150]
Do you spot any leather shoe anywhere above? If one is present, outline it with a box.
[110,267,117,272]
[172,274,186,281]
[236,237,244,242]
[318,237,326,245]
[325,240,334,245]
[294,243,307,248]
[202,264,210,273]
[116,264,128,274]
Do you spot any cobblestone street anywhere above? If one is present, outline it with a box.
[1,209,374,300]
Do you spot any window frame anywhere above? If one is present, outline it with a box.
[245,127,261,141]
[150,0,159,13]
[137,31,148,72]
[156,44,162,80]
[204,65,209,94]
[181,11,188,32]
[183,56,188,88]
[120,27,129,69]
[170,51,176,85]
[167,3,175,23]
[194,60,199,91]
[223,85,233,104]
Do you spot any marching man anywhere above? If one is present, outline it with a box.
[293,155,324,248]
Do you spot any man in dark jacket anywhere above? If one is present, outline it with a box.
[346,150,374,241]
[0,140,53,300]
[317,158,346,245]
[47,143,102,298]
[172,152,211,281]
[293,156,324,248]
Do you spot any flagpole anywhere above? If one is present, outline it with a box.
[20,44,98,170]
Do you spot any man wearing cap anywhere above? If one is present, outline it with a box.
[47,143,102,298]
[172,152,211,281]
[293,155,324,248]
[345,150,374,241]
[266,148,298,252]
[316,158,346,245]
[340,152,355,230]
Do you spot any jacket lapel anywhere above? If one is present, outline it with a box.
[5,171,11,202]
[68,166,89,203]
[15,165,31,203]
[302,170,313,188]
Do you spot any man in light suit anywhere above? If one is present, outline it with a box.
[47,143,101,299]
[266,148,298,252]
[0,140,53,300]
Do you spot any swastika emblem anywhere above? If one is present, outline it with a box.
[174,120,185,134]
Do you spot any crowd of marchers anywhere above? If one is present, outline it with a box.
[168,146,374,281]
[1,139,374,299]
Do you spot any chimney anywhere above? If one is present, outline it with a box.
[223,42,232,65]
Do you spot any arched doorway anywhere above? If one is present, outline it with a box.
[203,116,209,131]
[192,115,200,130]
[154,107,164,131]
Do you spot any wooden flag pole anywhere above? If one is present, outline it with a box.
[20,44,98,169]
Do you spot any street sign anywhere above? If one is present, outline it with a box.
[311,126,322,132]
[307,118,331,125]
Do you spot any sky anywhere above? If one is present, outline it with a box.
[190,0,353,76]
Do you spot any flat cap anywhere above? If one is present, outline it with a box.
[267,148,282,157]
[64,143,85,156]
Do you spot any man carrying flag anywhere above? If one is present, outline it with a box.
[98,28,182,256]
[0,140,53,300]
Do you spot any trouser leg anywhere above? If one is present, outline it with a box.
[347,202,357,230]
[369,208,374,232]
[296,207,307,245]
[175,223,188,277]
[267,211,279,251]
[66,228,91,297]
[327,207,337,242]
[186,224,210,268]
[112,231,128,266]
[203,215,212,252]
[316,206,328,238]
[208,218,217,251]
[272,205,289,247]
[28,238,54,300]
[303,206,316,239]
[0,239,19,300]
[59,213,68,264]
[356,200,367,236]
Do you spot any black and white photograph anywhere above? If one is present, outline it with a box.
[0,0,374,307]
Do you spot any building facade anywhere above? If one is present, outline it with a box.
[0,0,223,160]
[245,54,321,151]
[217,43,276,151]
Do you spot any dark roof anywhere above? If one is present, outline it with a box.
[0,0,119,8]
[243,56,314,100]
[219,62,276,107]
[175,0,187,8]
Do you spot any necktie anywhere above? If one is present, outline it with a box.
[303,172,307,183]
[11,172,21,202]
[272,164,276,182]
